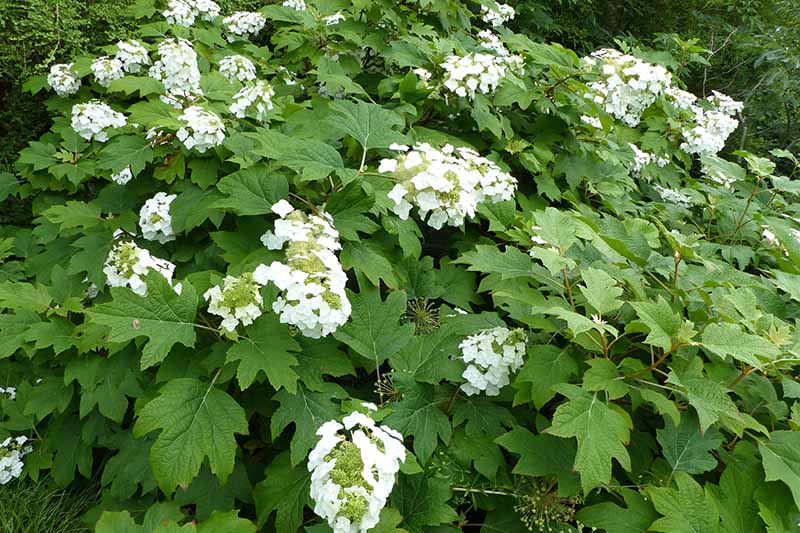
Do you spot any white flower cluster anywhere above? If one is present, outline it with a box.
[163,0,220,26]
[203,273,264,332]
[115,40,150,73]
[679,91,743,157]
[458,326,526,396]
[629,143,669,176]
[230,80,275,121]
[308,410,406,533]
[112,167,133,185]
[282,0,307,10]
[580,115,602,129]
[223,11,266,40]
[91,56,124,87]
[47,63,81,96]
[139,192,177,243]
[219,55,257,82]
[323,12,345,25]
[481,2,515,27]
[0,436,32,485]
[653,185,692,207]
[149,39,202,105]
[71,101,127,142]
[582,49,672,127]
[103,239,180,296]
[442,51,522,99]
[0,386,16,400]
[380,143,518,229]
[254,200,352,338]
[477,30,511,57]
[177,106,226,152]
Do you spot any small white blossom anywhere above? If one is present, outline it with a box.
[481,2,515,27]
[653,185,692,207]
[580,115,602,129]
[442,52,523,99]
[223,11,266,40]
[139,192,177,244]
[47,63,81,96]
[458,326,526,396]
[204,273,264,332]
[629,143,669,176]
[379,143,518,229]
[219,55,257,82]
[176,106,226,152]
[282,0,307,10]
[308,412,406,533]
[0,436,32,485]
[111,167,133,185]
[582,48,672,127]
[254,204,351,338]
[115,40,150,73]
[149,39,203,105]
[0,387,16,400]
[163,0,220,26]
[323,12,345,25]
[71,101,126,142]
[103,239,179,296]
[91,56,124,87]
[230,80,275,122]
[679,91,742,157]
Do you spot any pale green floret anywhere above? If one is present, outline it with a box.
[220,272,259,309]
[115,242,142,278]
[327,441,371,522]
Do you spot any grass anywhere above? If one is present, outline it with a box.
[0,478,97,533]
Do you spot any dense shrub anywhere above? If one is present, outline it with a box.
[2,0,800,531]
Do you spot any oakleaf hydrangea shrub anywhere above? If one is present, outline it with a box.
[3,0,800,531]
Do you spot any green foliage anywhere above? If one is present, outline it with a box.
[1,0,799,530]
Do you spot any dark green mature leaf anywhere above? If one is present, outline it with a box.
[171,186,225,233]
[647,472,720,533]
[271,383,348,466]
[249,129,344,182]
[515,345,579,408]
[340,241,401,288]
[455,245,536,279]
[98,135,154,175]
[253,453,311,533]
[0,311,41,358]
[657,413,722,475]
[495,426,579,493]
[226,314,300,392]
[326,100,407,152]
[334,286,414,366]
[759,431,800,511]
[547,383,632,493]
[89,274,198,369]
[384,373,451,463]
[713,447,765,533]
[576,488,658,533]
[391,475,458,532]
[215,165,289,215]
[0,171,19,202]
[133,377,248,494]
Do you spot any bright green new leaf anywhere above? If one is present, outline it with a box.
[579,267,623,315]
[758,430,800,511]
[326,100,407,152]
[701,322,780,369]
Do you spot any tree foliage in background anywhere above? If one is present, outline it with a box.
[1,0,800,532]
